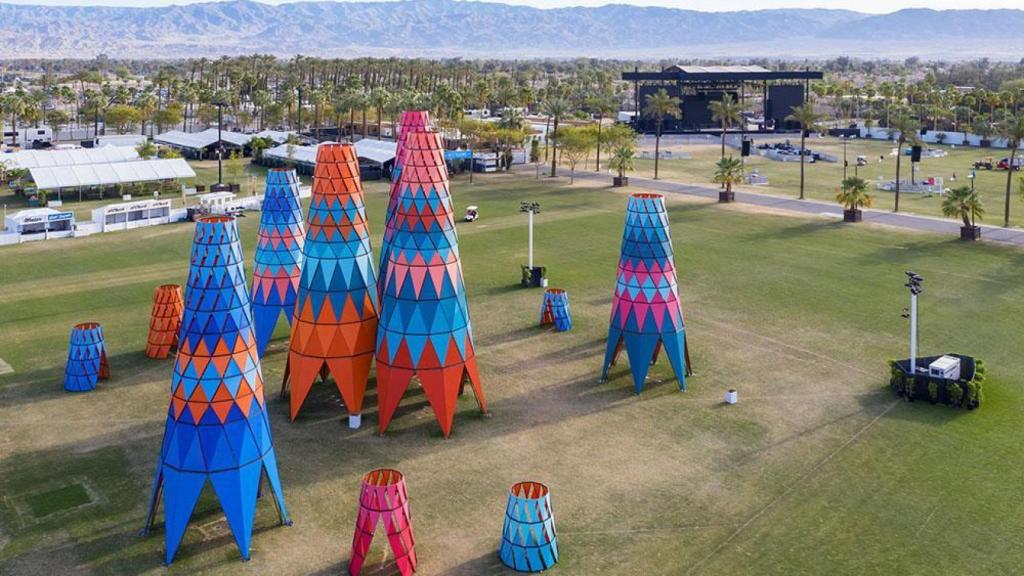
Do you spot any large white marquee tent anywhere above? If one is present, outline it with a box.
[29,158,196,190]
[1,146,139,170]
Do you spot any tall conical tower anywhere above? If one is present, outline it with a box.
[282,143,379,424]
[144,215,289,565]
[251,168,306,358]
[379,110,432,293]
[376,130,486,437]
[600,193,689,393]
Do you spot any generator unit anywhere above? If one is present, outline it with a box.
[928,355,961,380]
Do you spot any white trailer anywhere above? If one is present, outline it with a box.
[1,126,53,148]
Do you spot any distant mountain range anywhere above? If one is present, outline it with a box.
[0,0,1022,60]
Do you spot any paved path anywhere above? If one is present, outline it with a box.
[555,168,1024,247]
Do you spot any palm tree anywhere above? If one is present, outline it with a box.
[543,97,569,178]
[586,95,617,172]
[1,92,27,146]
[785,102,826,200]
[998,116,1024,227]
[836,176,872,221]
[709,93,745,158]
[713,156,743,203]
[887,113,922,212]
[609,144,636,187]
[643,88,681,180]
[942,185,984,230]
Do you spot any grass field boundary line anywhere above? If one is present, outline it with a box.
[684,399,899,575]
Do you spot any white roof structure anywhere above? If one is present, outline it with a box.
[1,146,139,170]
[262,140,398,167]
[355,139,397,164]
[263,143,317,166]
[29,158,196,190]
[5,207,73,226]
[154,128,252,151]
[255,130,297,144]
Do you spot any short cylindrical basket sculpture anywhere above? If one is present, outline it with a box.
[500,481,558,573]
[64,322,110,392]
[145,284,184,359]
[539,288,572,332]
[350,469,417,576]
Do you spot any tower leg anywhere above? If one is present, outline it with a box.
[684,337,693,377]
[280,360,291,399]
[142,471,163,535]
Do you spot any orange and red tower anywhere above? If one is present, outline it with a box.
[282,143,379,424]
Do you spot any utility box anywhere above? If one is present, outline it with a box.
[929,355,961,380]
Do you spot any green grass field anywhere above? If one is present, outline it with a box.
[630,136,1023,225]
[2,170,1023,575]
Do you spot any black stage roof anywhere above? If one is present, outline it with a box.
[623,65,823,83]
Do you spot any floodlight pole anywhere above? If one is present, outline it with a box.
[520,201,541,270]
[528,209,534,269]
[905,271,923,374]
[910,289,918,374]
[214,101,226,185]
[842,136,849,180]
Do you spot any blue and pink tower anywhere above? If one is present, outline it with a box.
[601,193,690,394]
[251,168,306,357]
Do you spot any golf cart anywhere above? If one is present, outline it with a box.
[464,205,479,222]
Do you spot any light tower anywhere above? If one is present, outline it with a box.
[520,201,544,287]
[904,271,923,374]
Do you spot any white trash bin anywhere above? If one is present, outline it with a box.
[724,389,738,404]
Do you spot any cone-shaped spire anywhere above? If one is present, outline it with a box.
[281,144,379,421]
[145,216,289,565]
[376,130,486,437]
[380,110,433,294]
[251,168,306,358]
[601,193,688,393]
[146,284,184,359]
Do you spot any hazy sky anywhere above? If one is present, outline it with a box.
[0,0,1019,13]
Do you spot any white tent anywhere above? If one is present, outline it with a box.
[255,130,298,144]
[354,139,397,165]
[29,158,196,190]
[1,146,138,170]
[262,140,397,167]
[154,128,253,152]
[262,143,318,167]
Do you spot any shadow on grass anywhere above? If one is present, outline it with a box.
[444,550,508,575]
[868,389,972,426]
[0,350,170,407]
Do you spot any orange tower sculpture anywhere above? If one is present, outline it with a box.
[281,143,379,426]
[145,284,184,359]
